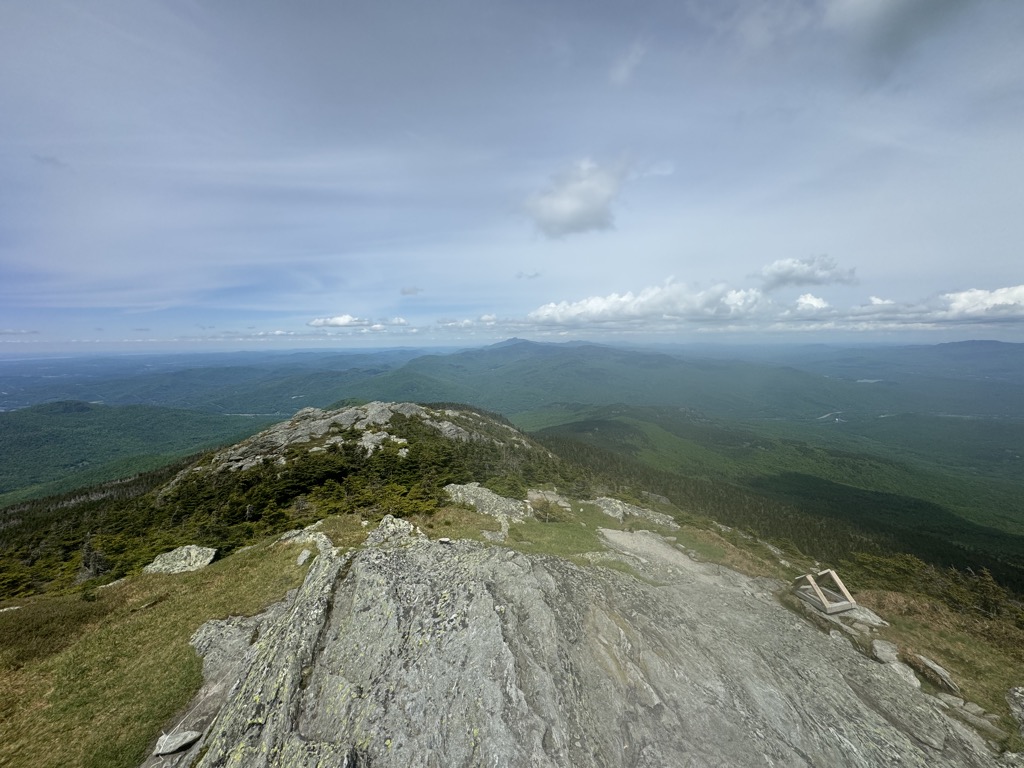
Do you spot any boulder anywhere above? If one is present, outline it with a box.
[142,545,216,574]
[871,639,900,665]
[590,497,678,529]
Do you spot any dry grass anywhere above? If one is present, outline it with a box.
[856,589,1024,746]
[0,540,308,768]
[407,505,502,542]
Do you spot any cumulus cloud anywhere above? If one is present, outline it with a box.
[609,41,646,87]
[796,293,829,310]
[528,281,768,326]
[758,255,856,291]
[943,285,1024,316]
[521,278,1024,335]
[525,159,628,238]
[308,314,368,328]
[308,314,408,329]
[437,318,474,329]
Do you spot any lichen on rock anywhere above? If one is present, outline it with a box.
[142,545,216,574]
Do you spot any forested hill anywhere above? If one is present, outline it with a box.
[0,402,273,506]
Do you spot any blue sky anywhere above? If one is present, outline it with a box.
[2,0,1023,353]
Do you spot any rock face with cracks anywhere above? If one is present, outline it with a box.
[151,518,1004,768]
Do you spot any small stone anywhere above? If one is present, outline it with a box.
[844,605,889,628]
[936,693,964,709]
[297,549,312,566]
[154,730,202,755]
[945,708,1008,740]
[438,538,452,544]
[911,655,961,694]
[871,639,900,665]
[963,701,985,716]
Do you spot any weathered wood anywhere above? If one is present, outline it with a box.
[793,570,857,614]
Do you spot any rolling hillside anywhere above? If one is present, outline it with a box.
[0,402,274,505]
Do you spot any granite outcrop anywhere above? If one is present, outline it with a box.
[142,517,1010,767]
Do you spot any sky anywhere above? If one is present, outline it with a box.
[2,0,1023,353]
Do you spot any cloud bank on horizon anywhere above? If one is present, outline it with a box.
[1,0,1023,350]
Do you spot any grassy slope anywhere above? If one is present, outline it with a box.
[0,402,273,505]
[0,540,308,768]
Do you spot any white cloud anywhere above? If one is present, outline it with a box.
[943,285,1024,316]
[308,314,368,328]
[759,255,857,291]
[528,281,768,326]
[437,318,474,329]
[400,286,423,296]
[609,41,646,87]
[308,314,409,329]
[796,293,829,310]
[523,279,1024,335]
[525,159,627,238]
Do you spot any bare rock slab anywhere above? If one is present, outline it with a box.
[142,545,216,574]
[172,520,996,767]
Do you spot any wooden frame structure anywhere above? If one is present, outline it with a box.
[793,569,857,614]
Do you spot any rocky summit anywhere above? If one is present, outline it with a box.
[143,514,1007,768]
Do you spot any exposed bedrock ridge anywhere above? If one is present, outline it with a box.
[164,519,998,768]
